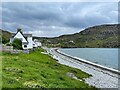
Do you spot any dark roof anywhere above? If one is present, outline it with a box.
[11,33,15,38]
[11,33,32,38]
[23,34,32,37]
[11,31,32,43]
[22,42,28,44]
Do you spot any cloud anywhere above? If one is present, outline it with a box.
[2,2,118,37]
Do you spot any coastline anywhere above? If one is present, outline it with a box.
[43,47,119,88]
[56,48,120,75]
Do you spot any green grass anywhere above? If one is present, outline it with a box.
[0,52,2,89]
[2,48,96,89]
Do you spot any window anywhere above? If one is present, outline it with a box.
[24,45,27,48]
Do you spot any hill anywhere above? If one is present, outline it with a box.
[1,24,119,48]
[35,24,119,48]
[0,29,12,44]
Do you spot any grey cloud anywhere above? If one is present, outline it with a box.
[2,2,118,37]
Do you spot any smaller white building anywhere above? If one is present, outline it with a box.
[10,28,41,49]
[34,39,42,47]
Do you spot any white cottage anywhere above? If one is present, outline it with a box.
[10,28,40,49]
[34,39,42,47]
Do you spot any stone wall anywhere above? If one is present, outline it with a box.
[2,45,13,52]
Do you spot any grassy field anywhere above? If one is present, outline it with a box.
[0,52,2,89]
[2,48,96,89]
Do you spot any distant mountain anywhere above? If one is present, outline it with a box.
[34,24,119,48]
[1,24,119,48]
[0,29,12,44]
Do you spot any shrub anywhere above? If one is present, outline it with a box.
[12,38,22,50]
[2,36,9,44]
[6,43,12,46]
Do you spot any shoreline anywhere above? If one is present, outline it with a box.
[55,48,120,75]
[44,47,119,88]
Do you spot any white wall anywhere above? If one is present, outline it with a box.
[27,37,33,49]
[14,32,27,43]
[9,38,14,43]
[13,32,28,49]
[10,32,37,49]
[33,41,37,48]
[35,42,42,47]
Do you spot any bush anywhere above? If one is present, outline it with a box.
[12,38,22,50]
[6,43,12,46]
[2,36,9,44]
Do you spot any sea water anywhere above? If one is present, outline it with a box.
[59,48,119,70]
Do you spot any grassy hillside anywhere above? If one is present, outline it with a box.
[0,29,12,44]
[35,24,119,48]
[1,24,119,48]
[2,48,96,88]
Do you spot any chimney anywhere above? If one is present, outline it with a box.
[17,28,22,33]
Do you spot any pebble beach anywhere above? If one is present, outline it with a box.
[44,47,119,88]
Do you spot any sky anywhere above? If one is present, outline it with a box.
[1,2,118,37]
